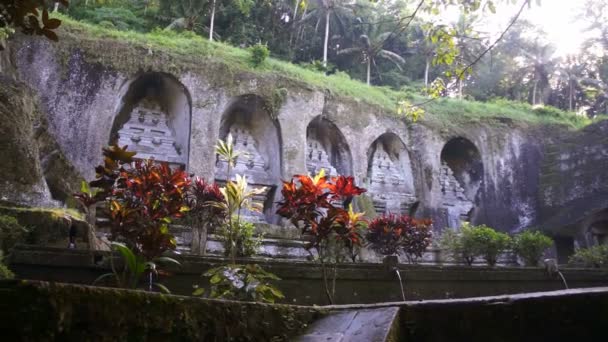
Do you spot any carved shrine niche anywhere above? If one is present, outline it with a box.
[440,162,473,228]
[440,137,482,228]
[216,95,282,224]
[367,135,416,214]
[117,98,185,166]
[306,138,338,177]
[305,117,352,177]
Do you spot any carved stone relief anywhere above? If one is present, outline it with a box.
[440,162,474,228]
[116,98,185,166]
[368,147,416,214]
[306,138,338,177]
[215,125,273,223]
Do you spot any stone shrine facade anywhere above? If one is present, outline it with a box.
[215,125,273,222]
[116,98,185,166]
[368,147,416,214]
[440,162,474,228]
[306,138,338,177]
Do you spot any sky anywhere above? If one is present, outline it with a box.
[440,0,597,58]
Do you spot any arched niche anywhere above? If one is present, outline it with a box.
[367,133,416,214]
[440,137,483,228]
[305,116,353,177]
[111,72,192,168]
[215,94,282,223]
[583,209,608,246]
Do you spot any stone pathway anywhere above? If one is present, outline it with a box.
[295,307,400,342]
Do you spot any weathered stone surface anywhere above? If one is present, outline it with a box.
[5,32,608,261]
[296,307,400,342]
[9,245,608,305]
[0,279,325,341]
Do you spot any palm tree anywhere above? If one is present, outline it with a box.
[521,40,557,105]
[300,0,353,67]
[337,31,406,85]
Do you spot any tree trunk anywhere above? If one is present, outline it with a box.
[209,0,216,41]
[191,224,208,255]
[569,80,574,111]
[532,80,538,105]
[53,2,59,12]
[458,78,463,99]
[424,57,430,87]
[323,10,330,67]
[366,58,371,85]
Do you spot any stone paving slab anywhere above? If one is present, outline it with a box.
[296,307,400,342]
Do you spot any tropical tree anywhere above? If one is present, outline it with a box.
[300,0,354,67]
[338,30,406,85]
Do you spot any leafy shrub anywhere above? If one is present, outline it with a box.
[366,213,432,263]
[440,224,477,265]
[440,223,512,266]
[74,145,191,260]
[80,7,146,32]
[402,219,433,263]
[468,225,511,266]
[277,170,367,303]
[185,177,226,255]
[201,264,284,303]
[513,230,553,266]
[0,215,27,254]
[0,251,13,279]
[94,242,180,293]
[569,244,608,268]
[219,220,263,258]
[248,43,269,67]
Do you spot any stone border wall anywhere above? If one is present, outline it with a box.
[9,245,608,305]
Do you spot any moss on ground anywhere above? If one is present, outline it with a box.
[41,15,593,130]
[0,280,326,341]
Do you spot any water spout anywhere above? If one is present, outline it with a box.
[557,271,569,289]
[544,258,568,289]
[394,269,406,301]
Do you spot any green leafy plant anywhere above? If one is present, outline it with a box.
[0,251,14,279]
[74,145,191,260]
[469,224,512,266]
[248,42,269,67]
[440,223,478,266]
[512,230,553,267]
[569,244,608,268]
[0,0,68,47]
[0,215,27,254]
[198,264,284,303]
[94,242,180,293]
[218,220,263,258]
[277,170,367,304]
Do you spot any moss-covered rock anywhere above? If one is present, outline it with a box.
[0,206,89,247]
[0,280,326,341]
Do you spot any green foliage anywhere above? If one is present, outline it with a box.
[512,230,553,267]
[94,241,180,293]
[0,251,14,279]
[441,222,512,266]
[77,7,145,31]
[569,244,608,268]
[248,43,269,67]
[440,224,476,265]
[219,220,263,258]
[201,264,284,303]
[74,145,191,260]
[468,225,512,266]
[0,215,27,254]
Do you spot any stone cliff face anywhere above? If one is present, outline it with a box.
[2,32,607,257]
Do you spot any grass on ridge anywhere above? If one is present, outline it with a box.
[53,15,591,129]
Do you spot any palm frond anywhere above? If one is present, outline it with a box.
[337,47,363,55]
[378,50,406,70]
